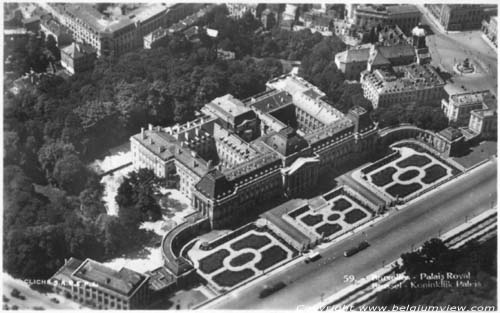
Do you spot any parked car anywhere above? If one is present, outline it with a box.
[10,289,26,300]
[259,281,286,298]
[344,241,370,257]
[304,251,321,263]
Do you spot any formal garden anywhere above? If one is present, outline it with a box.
[188,224,296,290]
[287,192,372,240]
[359,147,455,200]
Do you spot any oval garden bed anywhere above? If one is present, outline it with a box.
[398,169,420,181]
[229,252,255,267]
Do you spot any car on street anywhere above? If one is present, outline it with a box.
[259,281,286,298]
[344,241,370,257]
[304,250,321,263]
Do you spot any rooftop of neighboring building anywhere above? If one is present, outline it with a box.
[363,63,445,93]
[72,259,147,297]
[61,42,96,59]
[356,4,420,16]
[449,90,496,108]
[40,17,71,36]
[378,24,409,45]
[336,43,415,64]
[60,3,168,34]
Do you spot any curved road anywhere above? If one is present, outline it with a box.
[205,159,497,310]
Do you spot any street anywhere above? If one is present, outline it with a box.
[205,159,497,309]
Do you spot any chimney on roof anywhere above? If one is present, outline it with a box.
[149,137,154,145]
[148,124,153,131]
[141,127,146,140]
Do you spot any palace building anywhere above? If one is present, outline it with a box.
[131,74,378,229]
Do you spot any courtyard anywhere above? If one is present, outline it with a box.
[357,146,455,200]
[187,224,296,291]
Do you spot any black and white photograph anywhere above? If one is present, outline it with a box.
[2,1,498,311]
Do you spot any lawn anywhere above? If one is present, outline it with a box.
[371,167,397,187]
[398,169,420,181]
[230,234,271,251]
[316,223,342,237]
[300,214,323,226]
[327,213,341,222]
[396,155,432,168]
[212,269,255,287]
[386,183,422,198]
[255,245,288,271]
[331,198,352,212]
[229,252,256,267]
[422,164,448,184]
[198,249,230,274]
[344,209,368,224]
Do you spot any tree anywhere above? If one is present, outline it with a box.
[38,140,76,183]
[116,168,162,227]
[4,225,67,279]
[45,35,60,61]
[52,153,87,194]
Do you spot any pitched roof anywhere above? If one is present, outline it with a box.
[61,42,96,59]
[73,259,147,297]
[344,48,370,62]
[378,44,416,60]
[368,48,390,66]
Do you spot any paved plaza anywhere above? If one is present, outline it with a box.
[418,5,498,96]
